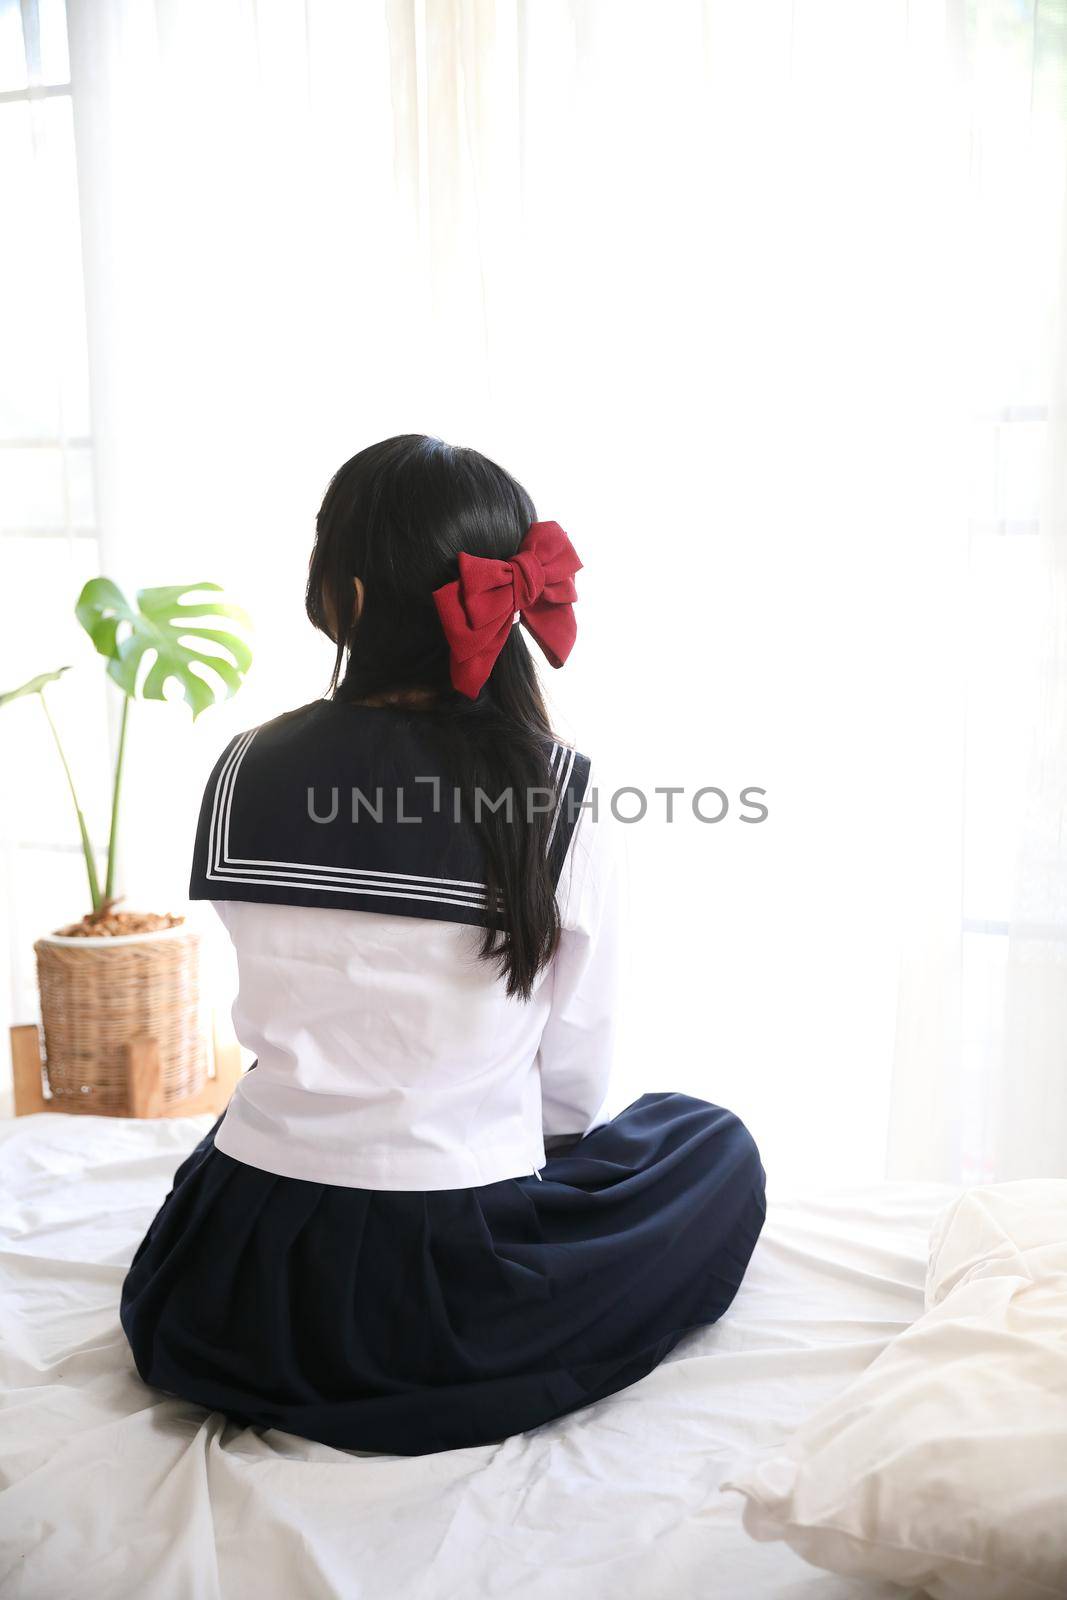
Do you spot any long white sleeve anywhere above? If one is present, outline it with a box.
[537,789,626,1142]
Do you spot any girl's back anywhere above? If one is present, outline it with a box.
[194,698,609,1191]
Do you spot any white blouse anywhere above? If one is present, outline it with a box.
[211,792,623,1190]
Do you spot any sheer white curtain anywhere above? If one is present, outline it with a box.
[884,22,1067,1183]
[60,0,1067,1185]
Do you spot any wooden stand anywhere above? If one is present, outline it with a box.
[10,1020,243,1119]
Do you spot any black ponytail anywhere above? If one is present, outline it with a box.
[305,434,565,1000]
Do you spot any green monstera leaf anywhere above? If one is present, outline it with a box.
[0,664,103,909]
[0,665,71,707]
[75,580,252,718]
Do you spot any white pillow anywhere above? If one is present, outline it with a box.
[723,1181,1067,1600]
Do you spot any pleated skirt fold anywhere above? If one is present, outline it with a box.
[120,1091,767,1455]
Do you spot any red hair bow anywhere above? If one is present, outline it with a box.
[433,520,582,699]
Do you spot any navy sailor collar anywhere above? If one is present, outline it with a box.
[189,699,591,929]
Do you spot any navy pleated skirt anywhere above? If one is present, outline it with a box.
[120,1089,767,1457]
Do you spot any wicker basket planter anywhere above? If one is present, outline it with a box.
[34,926,206,1115]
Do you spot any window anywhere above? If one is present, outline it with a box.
[0,0,109,1089]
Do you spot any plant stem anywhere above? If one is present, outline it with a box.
[104,694,130,901]
[39,688,102,913]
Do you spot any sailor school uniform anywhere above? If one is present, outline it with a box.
[120,698,767,1456]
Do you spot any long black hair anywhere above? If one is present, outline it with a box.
[305,434,564,1000]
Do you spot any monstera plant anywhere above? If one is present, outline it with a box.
[1,579,252,935]
[2,578,253,1116]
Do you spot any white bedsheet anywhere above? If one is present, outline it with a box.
[0,1111,956,1600]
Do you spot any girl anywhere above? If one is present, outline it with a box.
[120,434,767,1457]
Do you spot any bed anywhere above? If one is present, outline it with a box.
[0,1108,955,1600]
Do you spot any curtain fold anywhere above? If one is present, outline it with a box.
[62,0,1067,1183]
[991,158,1067,1180]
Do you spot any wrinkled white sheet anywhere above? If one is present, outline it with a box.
[0,1112,956,1600]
